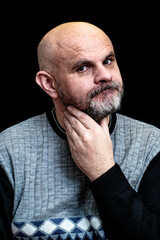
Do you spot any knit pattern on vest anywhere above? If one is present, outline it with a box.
[0,113,160,240]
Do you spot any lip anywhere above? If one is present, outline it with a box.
[99,88,115,95]
[92,88,116,100]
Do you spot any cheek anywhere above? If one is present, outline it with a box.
[116,75,123,85]
[58,71,95,100]
[114,67,123,84]
[66,79,92,98]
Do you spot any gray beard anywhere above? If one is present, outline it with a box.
[85,93,122,123]
[57,81,124,123]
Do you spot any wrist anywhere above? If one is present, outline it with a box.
[89,161,115,182]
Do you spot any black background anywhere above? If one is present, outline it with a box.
[1,0,156,132]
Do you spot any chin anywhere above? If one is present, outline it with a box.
[85,95,122,123]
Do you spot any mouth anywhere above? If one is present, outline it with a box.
[90,85,118,99]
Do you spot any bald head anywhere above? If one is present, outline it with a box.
[37,22,113,73]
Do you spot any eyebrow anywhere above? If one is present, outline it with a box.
[71,51,115,70]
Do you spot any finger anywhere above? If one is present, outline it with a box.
[64,110,86,136]
[64,116,72,134]
[100,117,110,135]
[64,117,78,143]
[66,106,97,129]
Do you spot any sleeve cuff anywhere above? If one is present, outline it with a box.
[91,163,130,203]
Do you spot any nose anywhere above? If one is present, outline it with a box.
[94,65,112,84]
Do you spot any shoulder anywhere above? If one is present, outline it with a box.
[115,113,160,158]
[0,113,48,141]
[0,113,49,165]
[116,113,160,137]
[0,113,49,184]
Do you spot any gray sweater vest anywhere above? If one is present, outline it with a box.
[0,113,160,239]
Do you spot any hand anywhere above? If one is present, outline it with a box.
[64,106,115,182]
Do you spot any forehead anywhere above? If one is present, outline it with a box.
[56,32,114,67]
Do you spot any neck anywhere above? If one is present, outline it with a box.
[55,107,66,130]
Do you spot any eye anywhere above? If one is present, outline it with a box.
[77,65,88,72]
[104,58,112,65]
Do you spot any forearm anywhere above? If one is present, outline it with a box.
[91,164,160,240]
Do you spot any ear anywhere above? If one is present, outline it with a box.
[35,71,58,99]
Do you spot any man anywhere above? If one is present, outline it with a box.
[0,22,160,240]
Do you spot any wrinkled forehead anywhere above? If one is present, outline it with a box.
[55,32,114,65]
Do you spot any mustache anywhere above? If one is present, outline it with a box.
[89,81,122,99]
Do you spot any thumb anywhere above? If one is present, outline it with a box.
[100,117,110,135]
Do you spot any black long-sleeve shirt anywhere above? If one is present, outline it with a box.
[92,153,160,240]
